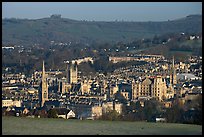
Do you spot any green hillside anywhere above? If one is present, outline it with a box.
[2,14,202,47]
[2,116,202,135]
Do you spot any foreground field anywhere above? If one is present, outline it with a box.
[2,116,202,135]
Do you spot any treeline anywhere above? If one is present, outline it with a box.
[98,96,202,125]
[3,95,202,125]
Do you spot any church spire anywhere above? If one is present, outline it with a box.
[171,56,177,85]
[172,56,174,69]
[42,60,45,79]
[40,60,48,107]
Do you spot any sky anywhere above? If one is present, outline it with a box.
[2,2,202,21]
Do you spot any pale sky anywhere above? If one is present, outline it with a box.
[2,2,202,21]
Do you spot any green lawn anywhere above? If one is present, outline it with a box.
[2,116,202,135]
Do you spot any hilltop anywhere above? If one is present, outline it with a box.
[2,14,202,47]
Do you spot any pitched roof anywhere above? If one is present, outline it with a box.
[13,107,25,111]
[142,78,152,85]
[53,108,71,115]
[44,100,60,107]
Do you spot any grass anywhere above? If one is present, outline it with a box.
[2,116,202,135]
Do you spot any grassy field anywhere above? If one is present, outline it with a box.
[2,116,202,135]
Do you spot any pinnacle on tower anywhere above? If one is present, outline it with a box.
[172,56,174,69]
[42,60,45,79]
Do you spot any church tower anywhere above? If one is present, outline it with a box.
[40,60,48,107]
[67,61,78,84]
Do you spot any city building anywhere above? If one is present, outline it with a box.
[132,76,167,101]
[2,99,22,107]
[102,101,123,114]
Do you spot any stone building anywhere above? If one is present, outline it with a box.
[102,101,123,114]
[2,99,22,107]
[67,61,78,84]
[80,80,91,95]
[92,106,102,119]
[132,75,168,101]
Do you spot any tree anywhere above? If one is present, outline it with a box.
[183,95,202,125]
[129,101,137,110]
[143,99,163,122]
[165,105,184,123]
[114,91,127,104]
[164,98,185,123]
[38,109,48,118]
[135,101,142,110]
[47,109,58,118]
[100,109,121,121]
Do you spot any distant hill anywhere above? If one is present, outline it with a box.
[2,14,202,47]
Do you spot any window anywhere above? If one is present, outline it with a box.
[44,91,47,98]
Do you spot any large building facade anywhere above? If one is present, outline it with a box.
[132,76,168,101]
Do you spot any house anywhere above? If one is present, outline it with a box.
[22,108,29,115]
[163,100,173,108]
[54,108,76,119]
[13,107,30,116]
[156,117,166,123]
[31,107,48,118]
[2,107,10,116]
[70,104,92,119]
[2,107,16,116]
[3,107,30,116]
[67,110,76,119]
